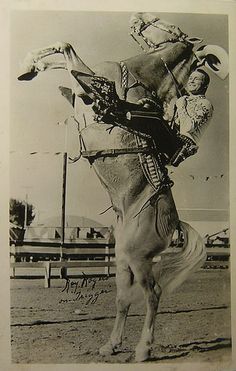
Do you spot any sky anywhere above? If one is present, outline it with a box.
[10,10,229,227]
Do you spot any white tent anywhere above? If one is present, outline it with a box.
[24,215,110,241]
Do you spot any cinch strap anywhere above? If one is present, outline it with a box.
[82,146,155,160]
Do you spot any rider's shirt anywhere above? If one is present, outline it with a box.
[174,95,214,144]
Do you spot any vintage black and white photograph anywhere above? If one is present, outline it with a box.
[6,2,235,368]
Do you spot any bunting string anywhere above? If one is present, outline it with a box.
[10,151,64,155]
[169,170,226,182]
[10,150,227,181]
[10,114,228,182]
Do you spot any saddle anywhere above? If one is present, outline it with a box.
[70,71,195,166]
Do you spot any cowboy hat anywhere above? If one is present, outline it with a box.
[195,44,228,80]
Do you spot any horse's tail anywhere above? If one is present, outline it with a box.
[155,220,206,294]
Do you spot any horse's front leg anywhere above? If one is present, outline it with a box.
[59,42,94,75]
[18,42,93,81]
[18,60,67,80]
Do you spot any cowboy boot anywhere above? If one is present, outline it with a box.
[171,135,198,167]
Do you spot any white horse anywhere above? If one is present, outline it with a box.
[18,12,228,362]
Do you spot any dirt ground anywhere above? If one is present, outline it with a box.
[10,269,231,364]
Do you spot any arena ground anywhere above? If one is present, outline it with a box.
[10,269,231,365]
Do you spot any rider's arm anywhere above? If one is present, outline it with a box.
[175,96,193,132]
[175,96,213,140]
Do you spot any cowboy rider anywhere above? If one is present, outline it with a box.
[121,68,214,167]
[169,68,214,166]
[71,67,214,168]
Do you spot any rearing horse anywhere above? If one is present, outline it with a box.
[18,12,227,362]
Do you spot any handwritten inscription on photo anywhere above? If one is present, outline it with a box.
[59,274,111,306]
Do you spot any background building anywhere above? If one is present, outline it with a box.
[24,215,114,243]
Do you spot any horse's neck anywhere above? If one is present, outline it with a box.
[124,44,194,102]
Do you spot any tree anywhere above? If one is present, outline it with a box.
[9,198,35,228]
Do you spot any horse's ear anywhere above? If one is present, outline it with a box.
[186,37,203,44]
[195,45,229,79]
[59,86,75,107]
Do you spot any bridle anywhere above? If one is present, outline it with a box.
[130,17,189,51]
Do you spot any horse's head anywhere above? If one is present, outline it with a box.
[130,12,202,51]
[130,13,228,80]
[127,12,228,113]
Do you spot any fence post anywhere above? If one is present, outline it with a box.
[44,261,51,288]
[104,244,110,277]
[10,244,16,277]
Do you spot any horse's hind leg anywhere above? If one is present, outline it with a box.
[99,257,133,356]
[129,259,161,362]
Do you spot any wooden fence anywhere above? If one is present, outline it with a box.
[10,243,230,288]
[202,246,230,269]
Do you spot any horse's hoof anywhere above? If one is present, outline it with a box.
[135,346,151,362]
[99,341,115,356]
